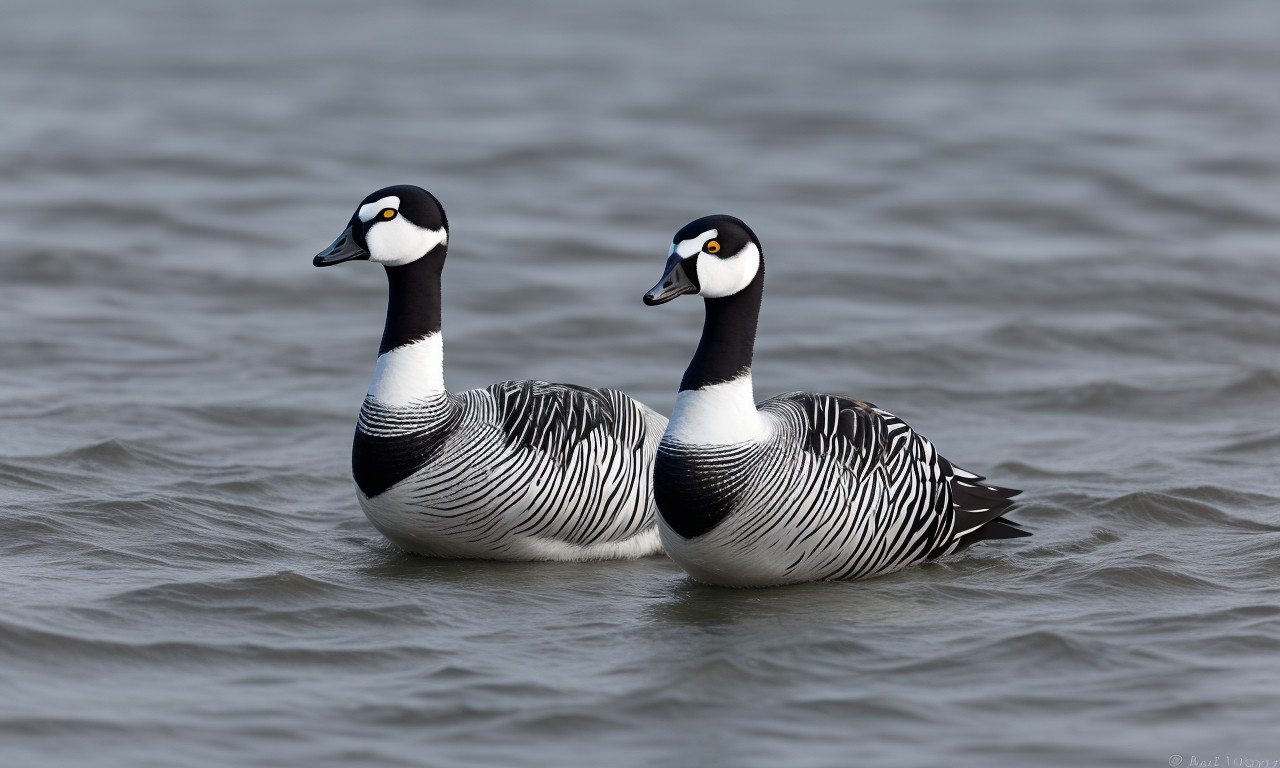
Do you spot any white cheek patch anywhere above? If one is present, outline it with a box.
[674,230,717,259]
[358,196,401,223]
[366,218,448,267]
[697,242,761,298]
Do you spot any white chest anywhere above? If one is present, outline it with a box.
[665,375,767,445]
[367,334,446,407]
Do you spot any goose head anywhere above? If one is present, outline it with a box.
[314,185,449,269]
[643,214,762,305]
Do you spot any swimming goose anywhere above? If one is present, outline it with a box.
[314,185,665,560]
[642,215,1027,586]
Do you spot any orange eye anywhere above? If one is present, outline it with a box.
[705,240,721,254]
[382,208,396,219]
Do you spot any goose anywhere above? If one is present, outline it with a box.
[313,185,666,560]
[642,214,1028,586]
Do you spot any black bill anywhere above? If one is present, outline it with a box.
[643,254,699,305]
[313,224,369,267]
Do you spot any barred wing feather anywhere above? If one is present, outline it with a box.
[357,380,664,560]
[756,392,1025,578]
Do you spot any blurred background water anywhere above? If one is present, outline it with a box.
[2,1,1279,766]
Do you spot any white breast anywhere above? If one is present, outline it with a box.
[665,375,768,445]
[367,334,445,407]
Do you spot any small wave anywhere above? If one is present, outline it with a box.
[1215,368,1280,399]
[24,438,197,474]
[1208,429,1280,458]
[1013,380,1177,414]
[990,460,1102,481]
[885,628,1108,676]
[1185,603,1280,629]
[1192,152,1280,179]
[788,695,934,724]
[1093,169,1280,231]
[109,570,366,608]
[0,716,133,738]
[1093,487,1280,532]
[0,464,61,492]
[1059,561,1227,596]
[21,198,279,246]
[509,710,624,737]
[0,614,436,668]
[169,402,342,431]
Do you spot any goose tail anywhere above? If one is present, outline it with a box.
[934,461,1029,557]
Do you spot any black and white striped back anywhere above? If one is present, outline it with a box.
[357,381,666,561]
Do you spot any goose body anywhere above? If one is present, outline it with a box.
[315,185,665,561]
[644,215,1027,586]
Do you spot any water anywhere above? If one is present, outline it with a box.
[2,1,1279,765]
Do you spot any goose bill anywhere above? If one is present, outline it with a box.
[643,256,698,305]
[314,224,369,266]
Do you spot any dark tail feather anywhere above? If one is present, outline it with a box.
[981,484,1022,499]
[942,460,1021,498]
[934,464,1030,557]
[953,482,1021,513]
[955,517,1033,551]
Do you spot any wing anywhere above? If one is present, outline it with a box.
[489,380,658,458]
[761,392,1026,570]
[451,380,662,547]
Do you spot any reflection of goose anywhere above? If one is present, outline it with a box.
[314,185,665,560]
[643,214,1027,586]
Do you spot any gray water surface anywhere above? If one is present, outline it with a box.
[2,1,1279,766]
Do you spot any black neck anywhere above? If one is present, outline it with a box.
[379,248,445,355]
[679,267,764,392]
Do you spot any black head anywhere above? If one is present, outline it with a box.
[314,185,449,268]
[644,214,763,305]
